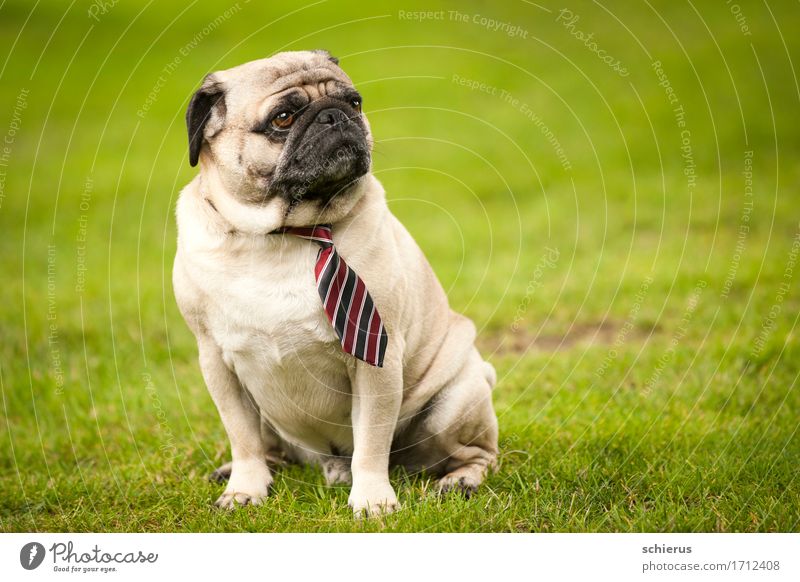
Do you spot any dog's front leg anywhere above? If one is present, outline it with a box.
[347,361,402,517]
[198,337,271,509]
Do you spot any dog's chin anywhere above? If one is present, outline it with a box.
[270,144,371,206]
[305,161,368,201]
[277,173,369,228]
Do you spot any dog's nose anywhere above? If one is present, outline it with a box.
[315,108,349,126]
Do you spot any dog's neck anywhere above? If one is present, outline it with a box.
[202,197,308,237]
[197,163,286,236]
[196,162,374,237]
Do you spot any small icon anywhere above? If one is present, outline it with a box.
[20,542,46,570]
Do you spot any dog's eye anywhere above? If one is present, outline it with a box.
[350,98,362,113]
[271,111,295,130]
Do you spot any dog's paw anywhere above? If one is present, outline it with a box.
[213,459,272,510]
[438,475,480,498]
[348,478,399,517]
[209,461,232,483]
[323,457,352,486]
[438,465,486,498]
[215,489,269,509]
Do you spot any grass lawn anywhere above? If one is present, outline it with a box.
[1,0,798,532]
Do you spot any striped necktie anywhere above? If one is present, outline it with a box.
[283,225,388,367]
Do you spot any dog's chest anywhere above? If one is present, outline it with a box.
[196,241,353,451]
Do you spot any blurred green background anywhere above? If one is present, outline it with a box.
[0,0,798,531]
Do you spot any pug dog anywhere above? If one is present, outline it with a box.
[173,50,498,516]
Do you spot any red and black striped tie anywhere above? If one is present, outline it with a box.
[284,225,388,367]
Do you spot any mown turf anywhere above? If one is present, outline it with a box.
[0,0,798,532]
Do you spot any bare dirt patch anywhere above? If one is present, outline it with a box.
[478,320,654,356]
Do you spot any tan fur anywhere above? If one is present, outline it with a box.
[174,51,497,515]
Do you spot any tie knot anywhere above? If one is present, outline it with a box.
[283,225,334,248]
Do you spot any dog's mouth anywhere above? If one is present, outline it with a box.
[271,133,370,203]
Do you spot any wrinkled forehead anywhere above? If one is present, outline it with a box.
[216,52,354,113]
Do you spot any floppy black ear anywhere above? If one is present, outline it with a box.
[186,75,225,167]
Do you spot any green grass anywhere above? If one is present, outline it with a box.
[1,0,799,532]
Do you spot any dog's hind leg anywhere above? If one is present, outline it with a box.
[322,455,352,485]
[209,461,233,483]
[399,348,498,496]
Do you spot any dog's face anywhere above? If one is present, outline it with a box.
[186,50,372,229]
